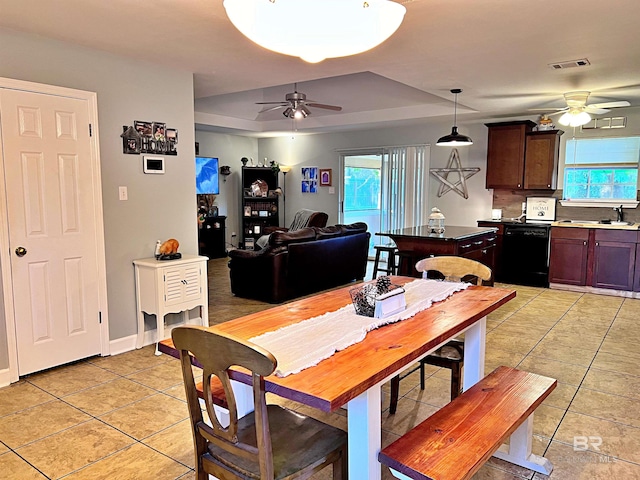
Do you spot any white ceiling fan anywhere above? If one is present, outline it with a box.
[533,91,630,127]
[256,84,342,119]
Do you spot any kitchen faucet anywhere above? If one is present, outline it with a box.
[614,205,624,222]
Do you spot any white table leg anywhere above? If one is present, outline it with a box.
[347,385,382,480]
[231,380,254,417]
[493,414,553,475]
[462,316,486,390]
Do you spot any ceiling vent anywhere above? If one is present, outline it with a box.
[548,58,591,70]
[581,117,627,130]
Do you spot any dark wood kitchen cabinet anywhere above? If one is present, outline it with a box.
[592,229,636,291]
[550,227,637,291]
[549,227,589,286]
[485,121,563,191]
[485,121,535,189]
[524,130,564,189]
[634,244,640,292]
[477,221,504,281]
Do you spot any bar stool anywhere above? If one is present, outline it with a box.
[372,244,398,279]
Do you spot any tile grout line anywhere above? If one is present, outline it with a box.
[539,295,625,461]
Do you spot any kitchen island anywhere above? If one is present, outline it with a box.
[377,225,498,277]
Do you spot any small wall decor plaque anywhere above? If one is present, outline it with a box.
[121,120,178,155]
[320,168,332,186]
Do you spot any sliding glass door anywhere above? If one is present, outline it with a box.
[339,145,430,258]
[340,152,382,256]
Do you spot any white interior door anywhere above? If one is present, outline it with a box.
[0,88,103,375]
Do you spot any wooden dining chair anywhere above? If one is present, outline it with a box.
[388,256,492,414]
[172,325,347,480]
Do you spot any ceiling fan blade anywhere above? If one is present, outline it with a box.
[584,107,610,115]
[528,107,567,112]
[258,105,286,113]
[255,101,289,105]
[546,110,569,116]
[588,100,631,109]
[307,103,342,111]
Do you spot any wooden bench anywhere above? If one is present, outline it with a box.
[378,366,557,480]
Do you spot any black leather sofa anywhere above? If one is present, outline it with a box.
[228,223,370,303]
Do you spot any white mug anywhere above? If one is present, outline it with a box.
[491,209,502,220]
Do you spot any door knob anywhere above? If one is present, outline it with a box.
[15,246,27,257]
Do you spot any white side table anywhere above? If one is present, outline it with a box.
[133,255,209,354]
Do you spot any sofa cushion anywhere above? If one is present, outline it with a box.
[269,227,316,247]
[314,225,342,240]
[337,222,368,236]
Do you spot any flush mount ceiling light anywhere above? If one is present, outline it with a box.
[223,0,406,63]
[437,89,473,146]
[558,108,591,127]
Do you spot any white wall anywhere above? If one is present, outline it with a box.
[0,28,197,358]
[257,119,493,229]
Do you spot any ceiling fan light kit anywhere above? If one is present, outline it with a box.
[558,109,591,127]
[534,90,631,128]
[437,89,473,146]
[256,84,342,118]
[223,0,406,63]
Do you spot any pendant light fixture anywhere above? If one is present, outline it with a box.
[437,89,473,146]
[223,0,406,63]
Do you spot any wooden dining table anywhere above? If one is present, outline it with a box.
[160,276,516,480]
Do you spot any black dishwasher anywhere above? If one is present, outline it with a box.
[501,224,550,287]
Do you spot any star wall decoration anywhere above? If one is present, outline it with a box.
[429,148,480,199]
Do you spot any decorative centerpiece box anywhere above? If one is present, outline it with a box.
[350,276,406,319]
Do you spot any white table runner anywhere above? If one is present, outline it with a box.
[249,279,469,377]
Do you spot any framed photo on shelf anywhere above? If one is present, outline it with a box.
[320,168,332,186]
[243,205,251,217]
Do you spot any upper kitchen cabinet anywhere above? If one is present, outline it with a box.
[524,130,564,189]
[485,121,563,190]
[485,121,535,189]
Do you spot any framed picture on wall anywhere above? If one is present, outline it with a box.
[320,168,332,186]
[301,166,319,193]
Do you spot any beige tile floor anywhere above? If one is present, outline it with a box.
[1,258,640,479]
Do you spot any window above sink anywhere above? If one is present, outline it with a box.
[561,137,640,208]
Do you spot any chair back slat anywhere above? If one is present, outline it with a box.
[415,256,492,285]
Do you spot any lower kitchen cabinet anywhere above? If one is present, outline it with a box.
[477,222,504,281]
[592,230,636,291]
[549,228,589,286]
[550,227,638,291]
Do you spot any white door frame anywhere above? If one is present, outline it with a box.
[0,77,109,384]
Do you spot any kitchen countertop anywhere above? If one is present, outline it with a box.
[551,220,640,230]
[378,225,497,240]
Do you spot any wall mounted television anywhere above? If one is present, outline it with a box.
[195,156,219,195]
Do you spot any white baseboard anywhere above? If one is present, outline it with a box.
[109,334,138,356]
[109,317,204,356]
[0,368,11,388]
